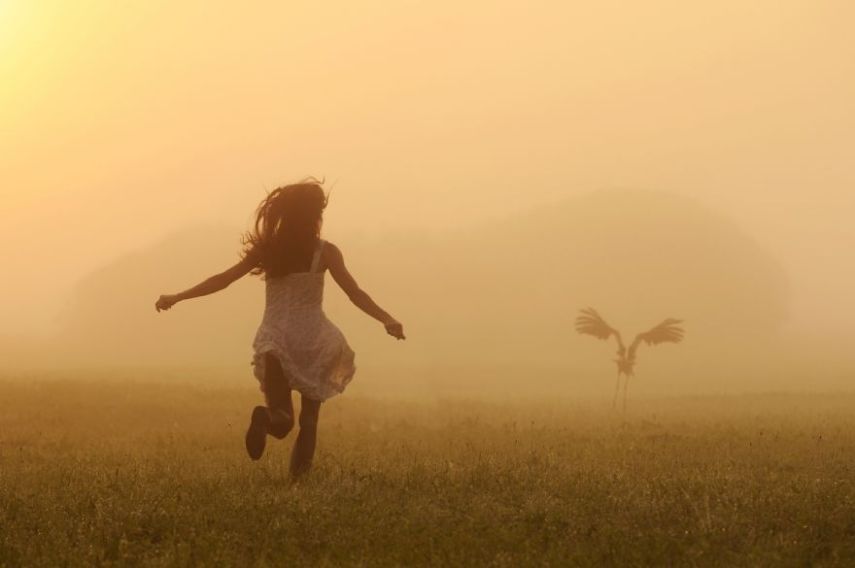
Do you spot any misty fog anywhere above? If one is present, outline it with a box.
[2,1,853,395]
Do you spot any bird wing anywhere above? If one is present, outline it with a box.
[575,308,624,349]
[628,318,684,358]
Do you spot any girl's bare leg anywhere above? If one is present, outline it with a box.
[263,353,295,439]
[246,354,295,460]
[290,395,321,479]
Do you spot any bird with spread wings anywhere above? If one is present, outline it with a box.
[575,308,684,410]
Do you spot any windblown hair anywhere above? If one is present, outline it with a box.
[242,178,328,278]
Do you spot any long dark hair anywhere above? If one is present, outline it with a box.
[242,178,328,277]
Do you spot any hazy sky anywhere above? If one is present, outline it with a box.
[2,0,853,334]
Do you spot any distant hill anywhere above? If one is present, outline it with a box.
[55,226,260,368]
[48,190,789,393]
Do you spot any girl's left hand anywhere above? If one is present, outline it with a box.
[155,294,179,312]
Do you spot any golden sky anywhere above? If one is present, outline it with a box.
[1,0,854,334]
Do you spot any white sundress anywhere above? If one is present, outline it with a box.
[251,240,356,401]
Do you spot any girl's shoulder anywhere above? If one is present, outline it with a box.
[321,240,341,255]
[319,240,344,270]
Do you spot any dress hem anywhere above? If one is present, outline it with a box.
[251,343,356,402]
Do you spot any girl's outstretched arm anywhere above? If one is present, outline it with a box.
[325,242,405,340]
[155,255,258,312]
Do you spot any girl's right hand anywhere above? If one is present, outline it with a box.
[384,319,406,340]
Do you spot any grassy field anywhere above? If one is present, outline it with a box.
[1,378,855,566]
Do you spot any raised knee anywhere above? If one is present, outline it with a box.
[268,409,294,439]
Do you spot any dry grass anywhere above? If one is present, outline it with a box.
[1,378,855,566]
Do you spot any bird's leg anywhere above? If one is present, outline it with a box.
[622,374,629,413]
[612,371,622,409]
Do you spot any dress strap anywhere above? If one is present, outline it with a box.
[309,239,325,273]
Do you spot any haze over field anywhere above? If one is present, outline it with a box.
[2,1,853,392]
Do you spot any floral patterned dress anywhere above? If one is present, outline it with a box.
[251,240,356,401]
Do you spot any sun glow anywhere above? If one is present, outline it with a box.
[0,0,35,108]
[0,1,26,49]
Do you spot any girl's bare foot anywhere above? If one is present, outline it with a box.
[245,406,269,460]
